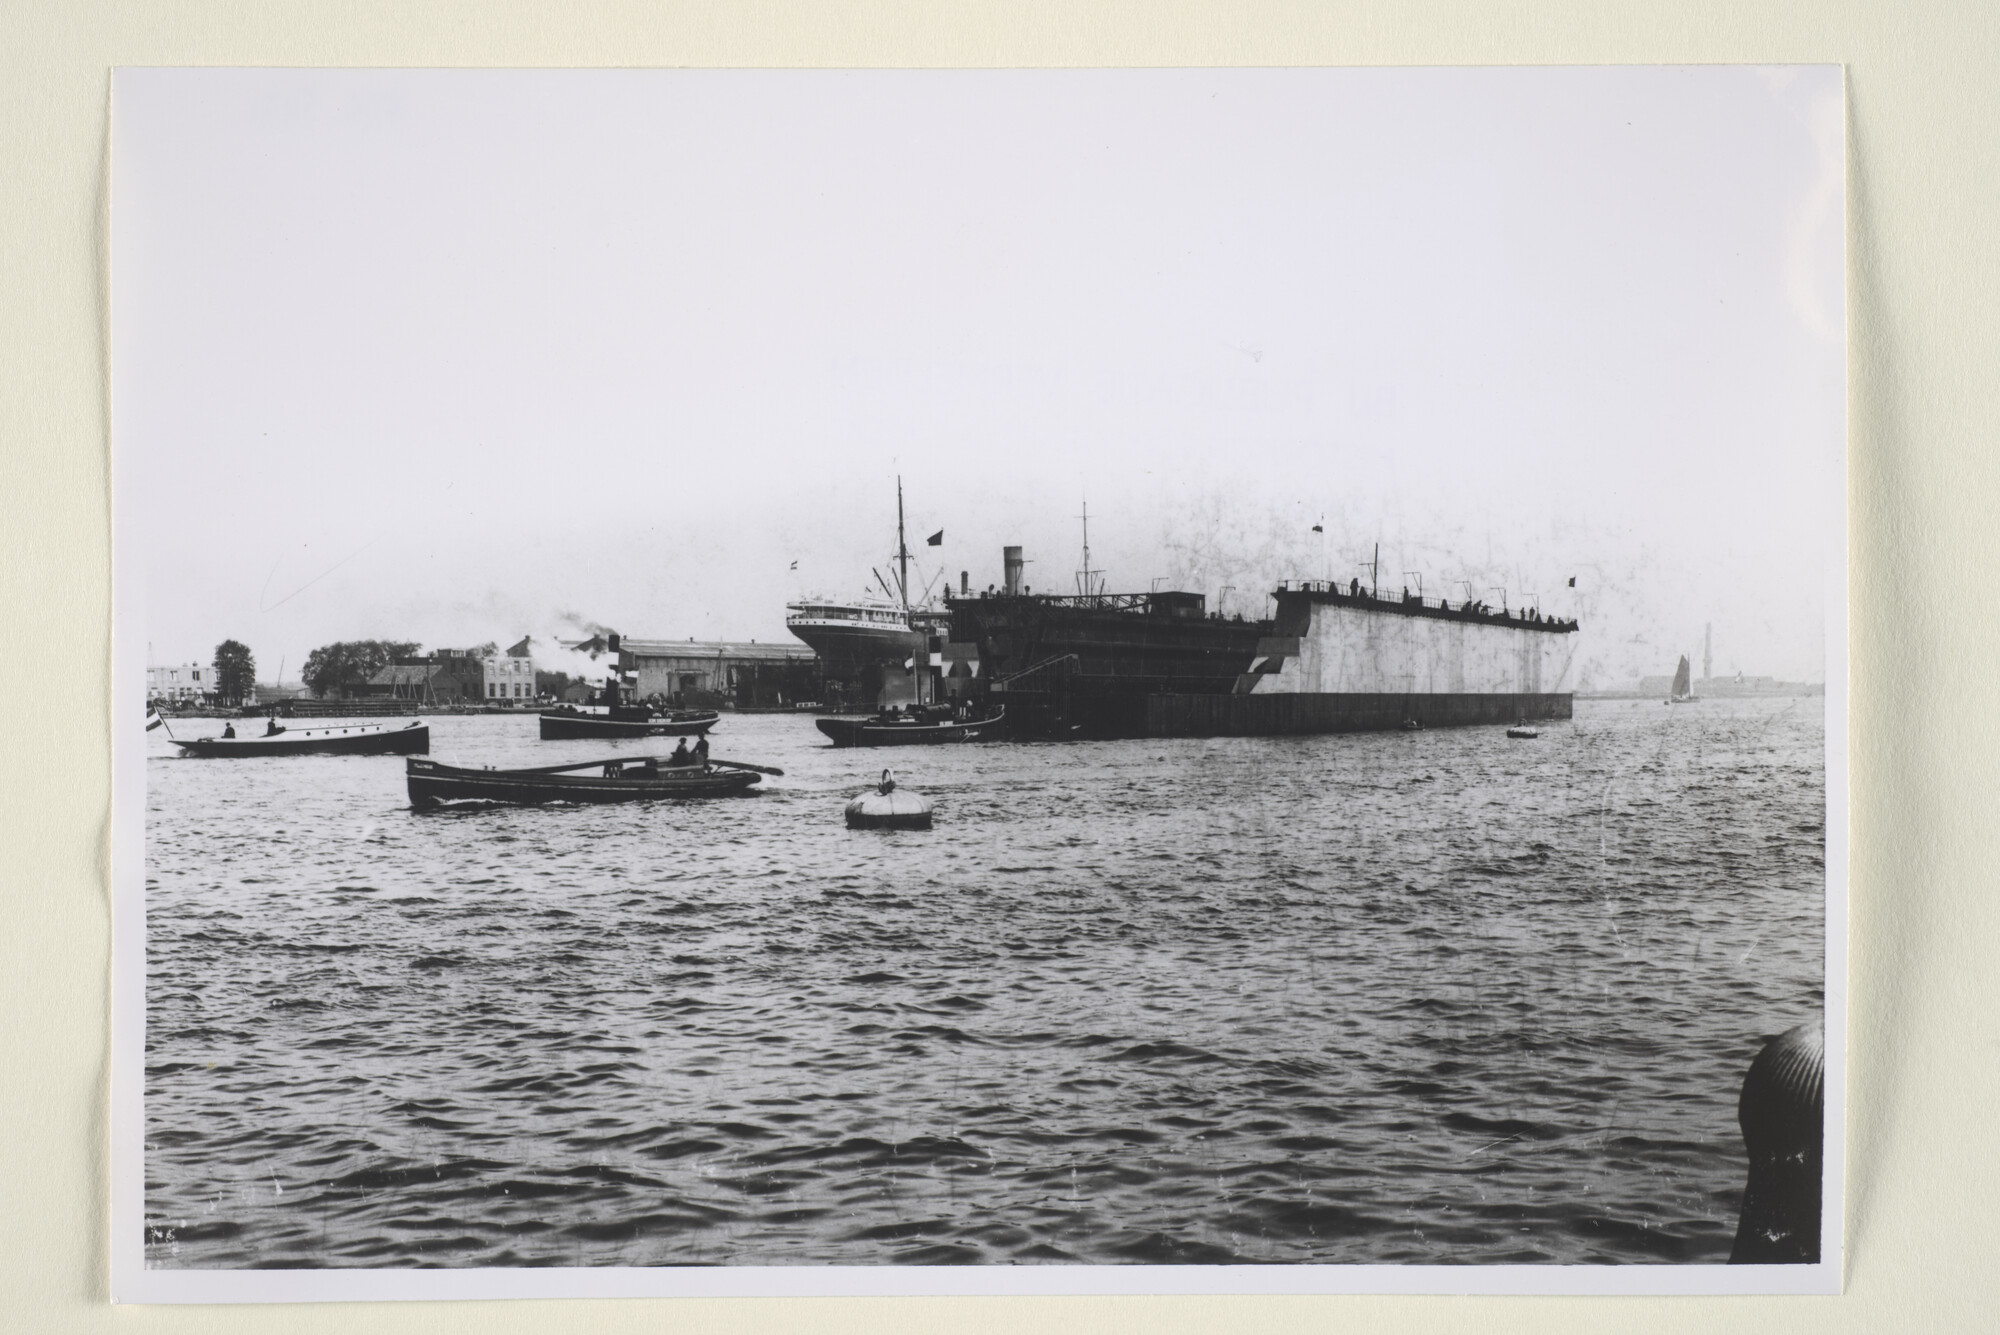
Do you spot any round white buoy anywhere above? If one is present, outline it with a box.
[845,769,933,830]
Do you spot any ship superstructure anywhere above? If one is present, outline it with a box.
[785,478,938,709]
[784,596,918,667]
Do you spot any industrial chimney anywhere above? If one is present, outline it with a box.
[1003,546,1024,596]
[961,571,969,595]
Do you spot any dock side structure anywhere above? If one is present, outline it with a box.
[1149,581,1578,736]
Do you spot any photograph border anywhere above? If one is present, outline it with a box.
[104,63,1849,1303]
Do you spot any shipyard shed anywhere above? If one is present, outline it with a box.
[619,638,819,708]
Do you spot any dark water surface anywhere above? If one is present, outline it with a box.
[144,698,1824,1267]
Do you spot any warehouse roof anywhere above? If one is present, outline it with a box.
[620,639,815,663]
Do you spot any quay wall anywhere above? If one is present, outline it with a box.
[1149,690,1572,737]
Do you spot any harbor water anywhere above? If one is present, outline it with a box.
[143,697,1825,1267]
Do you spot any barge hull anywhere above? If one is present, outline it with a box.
[1148,691,1574,737]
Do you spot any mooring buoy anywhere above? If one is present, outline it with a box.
[1730,1020,1824,1263]
[844,769,933,830]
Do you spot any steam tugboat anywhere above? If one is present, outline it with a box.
[537,645,721,740]
[538,704,721,741]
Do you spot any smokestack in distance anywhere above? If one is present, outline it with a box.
[1003,546,1024,596]
[961,571,969,595]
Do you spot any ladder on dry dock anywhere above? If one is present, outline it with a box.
[991,653,1080,693]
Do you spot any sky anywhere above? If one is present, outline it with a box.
[114,67,1844,688]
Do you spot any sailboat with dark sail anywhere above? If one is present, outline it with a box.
[1665,654,1700,704]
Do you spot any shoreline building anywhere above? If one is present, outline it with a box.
[147,663,209,703]
[483,637,537,705]
[618,638,819,709]
[363,649,486,704]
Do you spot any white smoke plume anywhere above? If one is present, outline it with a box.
[495,614,628,688]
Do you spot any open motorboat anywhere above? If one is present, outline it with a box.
[170,720,429,758]
[815,704,1004,748]
[407,753,774,807]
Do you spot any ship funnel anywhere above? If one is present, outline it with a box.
[1003,546,1024,596]
[961,571,969,595]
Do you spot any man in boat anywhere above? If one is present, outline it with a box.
[220,722,236,738]
[670,737,694,767]
[694,735,710,766]
[264,716,286,736]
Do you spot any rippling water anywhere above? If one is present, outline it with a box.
[143,697,1824,1267]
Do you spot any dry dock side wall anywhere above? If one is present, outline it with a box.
[1149,689,1571,737]
[1148,593,1576,737]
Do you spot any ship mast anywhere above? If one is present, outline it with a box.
[1076,499,1102,600]
[895,475,910,611]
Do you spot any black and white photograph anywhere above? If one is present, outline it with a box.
[110,66,1845,1299]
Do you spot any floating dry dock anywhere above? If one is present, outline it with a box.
[1147,581,1578,737]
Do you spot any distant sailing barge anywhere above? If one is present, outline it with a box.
[1666,655,1700,704]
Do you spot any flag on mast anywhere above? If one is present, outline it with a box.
[926,530,943,547]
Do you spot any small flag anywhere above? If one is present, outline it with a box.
[146,709,163,732]
[790,561,798,571]
[1311,524,1323,534]
[926,530,943,547]
[1567,576,1576,587]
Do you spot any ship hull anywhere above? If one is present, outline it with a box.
[786,613,932,711]
[784,621,921,669]
[949,591,1270,739]
[948,595,1266,684]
